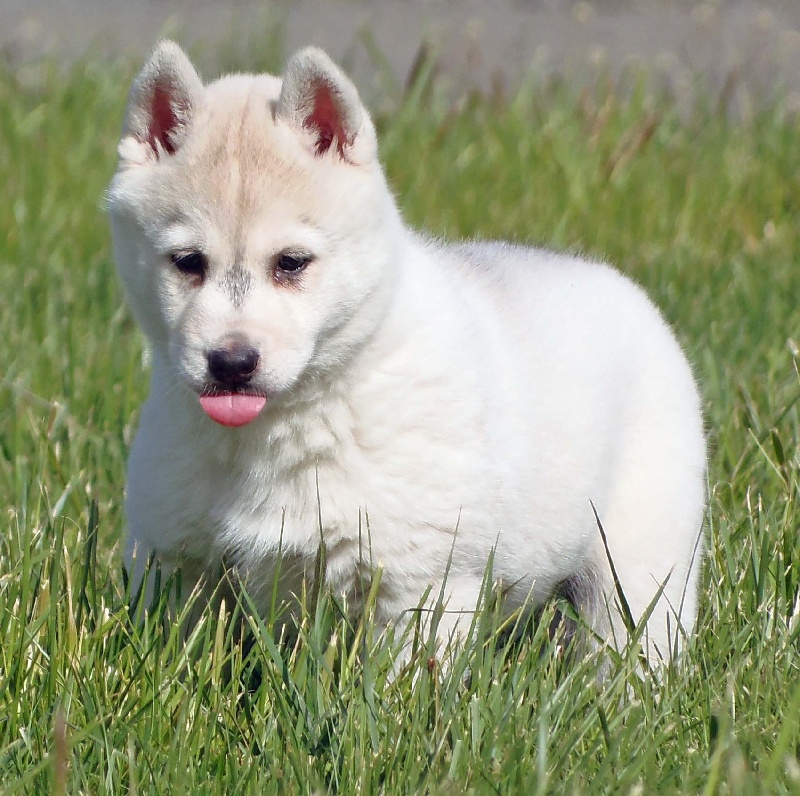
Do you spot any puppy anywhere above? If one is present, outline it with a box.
[108,41,706,663]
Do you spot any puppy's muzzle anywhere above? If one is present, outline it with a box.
[207,342,260,387]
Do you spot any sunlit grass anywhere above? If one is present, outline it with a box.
[0,52,799,793]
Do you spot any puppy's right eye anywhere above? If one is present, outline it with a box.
[171,251,208,280]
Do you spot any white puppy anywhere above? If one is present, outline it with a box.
[108,41,706,662]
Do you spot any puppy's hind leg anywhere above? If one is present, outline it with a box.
[551,560,623,660]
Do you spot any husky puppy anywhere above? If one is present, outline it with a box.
[108,41,706,662]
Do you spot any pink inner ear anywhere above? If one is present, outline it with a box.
[147,83,180,156]
[306,85,347,157]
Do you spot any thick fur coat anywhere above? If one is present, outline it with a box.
[108,41,706,661]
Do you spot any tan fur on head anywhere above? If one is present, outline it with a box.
[107,40,398,392]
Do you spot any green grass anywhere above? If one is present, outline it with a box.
[1,51,800,794]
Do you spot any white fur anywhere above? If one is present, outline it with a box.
[108,42,706,662]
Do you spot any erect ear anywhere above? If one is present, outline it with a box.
[119,40,203,164]
[275,47,377,166]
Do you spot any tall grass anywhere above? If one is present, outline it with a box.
[0,51,798,793]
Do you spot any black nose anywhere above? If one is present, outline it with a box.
[207,344,260,386]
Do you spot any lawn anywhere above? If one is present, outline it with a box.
[0,48,799,793]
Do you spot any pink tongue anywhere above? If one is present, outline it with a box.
[199,393,267,427]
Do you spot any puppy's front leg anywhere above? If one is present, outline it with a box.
[125,542,207,632]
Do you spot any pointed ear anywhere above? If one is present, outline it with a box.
[275,47,377,166]
[120,40,203,164]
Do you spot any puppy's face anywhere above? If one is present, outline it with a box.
[108,44,395,426]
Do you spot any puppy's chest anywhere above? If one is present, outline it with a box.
[199,415,484,574]
[197,423,367,554]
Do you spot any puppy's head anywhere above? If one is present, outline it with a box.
[108,42,398,427]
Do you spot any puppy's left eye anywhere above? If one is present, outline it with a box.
[275,252,313,276]
[274,252,314,283]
